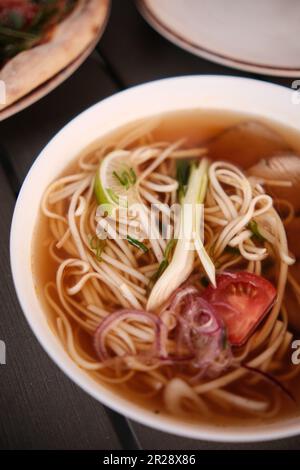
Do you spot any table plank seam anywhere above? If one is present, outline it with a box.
[104,408,142,450]
[95,45,126,91]
[0,144,21,198]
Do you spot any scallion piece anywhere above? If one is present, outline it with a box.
[147,158,216,311]
[89,235,106,261]
[127,236,149,253]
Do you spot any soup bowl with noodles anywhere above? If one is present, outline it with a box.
[10,76,300,442]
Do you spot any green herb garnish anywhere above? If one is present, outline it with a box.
[176,160,191,202]
[148,239,176,292]
[164,239,176,261]
[89,235,106,261]
[129,168,137,184]
[148,259,168,293]
[113,167,136,190]
[248,220,265,242]
[127,236,148,253]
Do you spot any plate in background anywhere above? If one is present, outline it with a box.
[137,0,300,77]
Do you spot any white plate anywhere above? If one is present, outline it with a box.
[138,0,300,77]
[10,76,300,442]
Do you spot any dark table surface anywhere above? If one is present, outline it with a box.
[0,0,299,450]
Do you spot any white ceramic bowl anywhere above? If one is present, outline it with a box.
[10,76,300,442]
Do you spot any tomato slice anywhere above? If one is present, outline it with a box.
[202,272,276,346]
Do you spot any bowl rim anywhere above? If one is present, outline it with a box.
[10,75,300,443]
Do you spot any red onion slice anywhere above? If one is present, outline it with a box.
[94,309,167,361]
[94,284,233,379]
[166,285,199,312]
[164,285,232,376]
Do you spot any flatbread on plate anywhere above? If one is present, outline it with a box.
[0,0,109,110]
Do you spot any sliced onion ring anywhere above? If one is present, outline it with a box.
[94,309,167,360]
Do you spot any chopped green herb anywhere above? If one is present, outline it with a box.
[129,168,137,184]
[112,170,125,187]
[148,259,169,293]
[156,259,169,278]
[113,167,136,190]
[176,160,191,202]
[127,236,148,253]
[89,235,106,261]
[164,239,176,261]
[248,220,265,242]
[147,240,176,293]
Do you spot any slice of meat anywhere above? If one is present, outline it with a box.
[208,121,290,168]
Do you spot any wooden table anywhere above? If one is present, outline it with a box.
[0,0,299,450]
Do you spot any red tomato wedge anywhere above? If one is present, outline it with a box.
[202,272,277,346]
